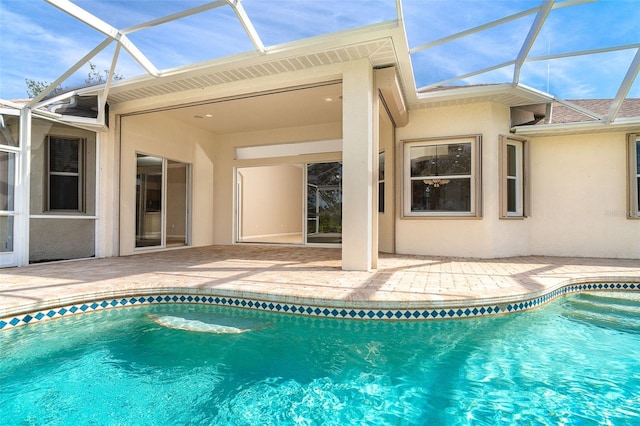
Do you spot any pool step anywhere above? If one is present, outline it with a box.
[564,293,640,334]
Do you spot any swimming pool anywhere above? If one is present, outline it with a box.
[1,292,639,424]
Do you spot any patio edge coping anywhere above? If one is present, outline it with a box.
[1,276,639,330]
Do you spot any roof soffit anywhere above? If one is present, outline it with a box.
[81,21,404,105]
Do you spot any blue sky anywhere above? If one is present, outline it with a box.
[1,0,638,101]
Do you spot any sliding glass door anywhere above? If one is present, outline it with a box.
[306,162,342,244]
[135,154,189,249]
[234,161,342,246]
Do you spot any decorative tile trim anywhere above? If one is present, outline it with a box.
[0,282,638,331]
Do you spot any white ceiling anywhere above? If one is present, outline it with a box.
[146,82,343,135]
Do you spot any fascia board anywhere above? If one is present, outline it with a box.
[511,119,640,136]
[413,84,553,108]
[79,21,402,99]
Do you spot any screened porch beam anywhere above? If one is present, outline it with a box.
[44,0,159,76]
[606,48,640,123]
[226,0,265,53]
[513,0,554,85]
[409,0,594,54]
[417,60,515,92]
[27,38,113,108]
[122,1,228,34]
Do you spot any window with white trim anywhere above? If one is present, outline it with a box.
[404,135,481,217]
[629,133,640,218]
[500,136,526,218]
[48,136,84,211]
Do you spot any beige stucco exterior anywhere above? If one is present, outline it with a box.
[119,112,215,256]
[207,123,342,246]
[237,165,303,241]
[107,67,640,263]
[528,132,640,257]
[29,119,97,262]
[394,102,639,259]
[8,61,638,269]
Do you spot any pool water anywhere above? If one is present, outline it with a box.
[1,292,639,425]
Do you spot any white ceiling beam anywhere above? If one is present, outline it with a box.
[27,37,113,108]
[97,43,123,124]
[45,0,118,38]
[417,60,515,92]
[34,90,78,110]
[606,48,640,123]
[410,0,594,54]
[45,0,159,77]
[226,0,265,53]
[118,35,160,76]
[410,8,538,54]
[417,43,640,93]
[553,98,605,121]
[527,43,640,62]
[122,1,228,34]
[513,0,554,86]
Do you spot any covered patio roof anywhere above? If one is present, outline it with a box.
[1,0,638,132]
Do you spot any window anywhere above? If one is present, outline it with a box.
[378,151,385,213]
[48,136,84,211]
[500,136,527,218]
[628,133,640,218]
[404,135,481,217]
[0,151,15,253]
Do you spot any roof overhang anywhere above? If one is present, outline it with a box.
[512,117,640,137]
[76,20,414,107]
[411,83,554,110]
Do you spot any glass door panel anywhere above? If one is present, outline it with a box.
[135,154,163,248]
[306,162,342,244]
[166,160,188,246]
[136,155,189,249]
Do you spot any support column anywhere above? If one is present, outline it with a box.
[341,60,377,271]
[15,108,32,266]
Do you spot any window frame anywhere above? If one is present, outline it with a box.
[628,133,639,219]
[499,135,528,219]
[402,135,482,218]
[378,151,385,213]
[46,135,85,212]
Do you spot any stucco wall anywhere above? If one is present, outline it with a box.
[119,112,215,255]
[30,218,94,262]
[108,69,639,260]
[29,119,97,262]
[393,102,639,259]
[238,165,303,239]
[528,131,640,258]
[378,105,395,253]
[207,122,342,245]
[394,102,531,258]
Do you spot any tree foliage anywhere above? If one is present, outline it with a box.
[25,61,124,98]
[25,79,63,98]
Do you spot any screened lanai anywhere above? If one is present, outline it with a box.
[1,0,639,268]
[1,0,638,120]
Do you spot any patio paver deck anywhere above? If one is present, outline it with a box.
[1,245,639,321]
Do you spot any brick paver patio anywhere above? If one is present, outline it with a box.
[1,245,639,319]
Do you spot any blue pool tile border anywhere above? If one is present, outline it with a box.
[0,282,638,330]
